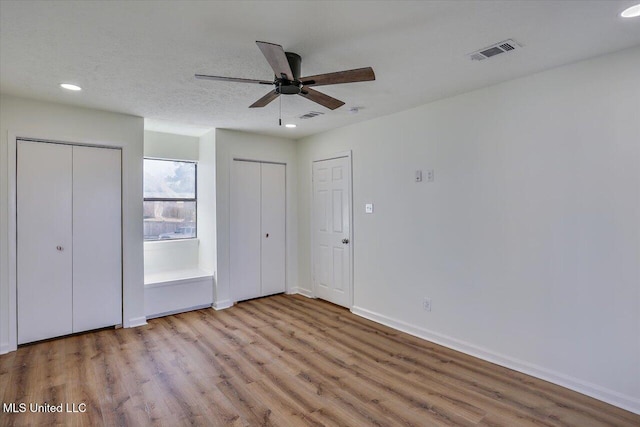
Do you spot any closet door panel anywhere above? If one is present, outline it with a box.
[17,141,73,344]
[72,146,122,332]
[261,163,286,296]
[230,160,261,301]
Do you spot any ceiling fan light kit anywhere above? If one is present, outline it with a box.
[196,41,375,125]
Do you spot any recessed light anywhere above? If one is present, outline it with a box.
[285,124,296,128]
[621,3,640,18]
[60,83,82,91]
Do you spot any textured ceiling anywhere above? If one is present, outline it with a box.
[1,1,639,138]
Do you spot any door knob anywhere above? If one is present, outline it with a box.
[265,233,269,238]
[56,246,63,251]
[342,238,349,244]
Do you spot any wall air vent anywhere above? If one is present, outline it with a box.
[468,39,521,61]
[299,111,325,120]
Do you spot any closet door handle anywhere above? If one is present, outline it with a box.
[342,238,349,244]
[265,233,269,238]
[56,246,64,251]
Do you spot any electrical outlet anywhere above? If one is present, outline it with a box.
[426,169,435,182]
[423,298,432,312]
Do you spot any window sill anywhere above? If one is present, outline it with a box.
[144,268,213,287]
[144,238,199,246]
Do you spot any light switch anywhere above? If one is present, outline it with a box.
[415,170,422,182]
[365,203,374,214]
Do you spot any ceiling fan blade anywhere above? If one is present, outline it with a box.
[249,90,280,108]
[299,87,345,110]
[195,74,273,85]
[300,67,375,87]
[256,41,295,81]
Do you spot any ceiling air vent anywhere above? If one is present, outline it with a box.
[299,111,325,120]
[468,39,521,61]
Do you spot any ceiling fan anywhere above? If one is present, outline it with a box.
[195,41,375,119]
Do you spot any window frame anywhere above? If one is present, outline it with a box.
[143,157,198,241]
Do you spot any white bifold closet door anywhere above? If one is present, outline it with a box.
[72,145,122,333]
[17,140,122,344]
[260,163,286,296]
[17,142,73,343]
[230,160,261,301]
[230,160,285,302]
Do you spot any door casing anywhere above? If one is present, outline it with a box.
[310,151,354,308]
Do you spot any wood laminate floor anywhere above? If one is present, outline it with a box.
[1,294,638,426]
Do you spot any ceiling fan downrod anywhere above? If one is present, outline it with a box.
[279,82,282,126]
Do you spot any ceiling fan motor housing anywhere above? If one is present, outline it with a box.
[285,52,301,79]
[277,52,302,94]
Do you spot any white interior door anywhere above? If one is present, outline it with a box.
[261,163,286,296]
[17,141,73,344]
[312,156,352,308]
[230,160,262,301]
[72,145,122,332]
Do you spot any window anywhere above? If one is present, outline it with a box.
[143,158,197,241]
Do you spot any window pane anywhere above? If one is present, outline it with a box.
[143,201,196,240]
[144,159,196,199]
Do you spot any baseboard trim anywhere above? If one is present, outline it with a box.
[146,303,213,320]
[0,341,12,355]
[288,287,313,298]
[127,316,148,328]
[213,299,233,310]
[350,305,640,415]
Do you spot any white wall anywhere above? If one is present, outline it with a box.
[144,239,200,274]
[144,130,199,160]
[297,47,640,413]
[215,129,298,309]
[198,129,217,276]
[0,95,145,353]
